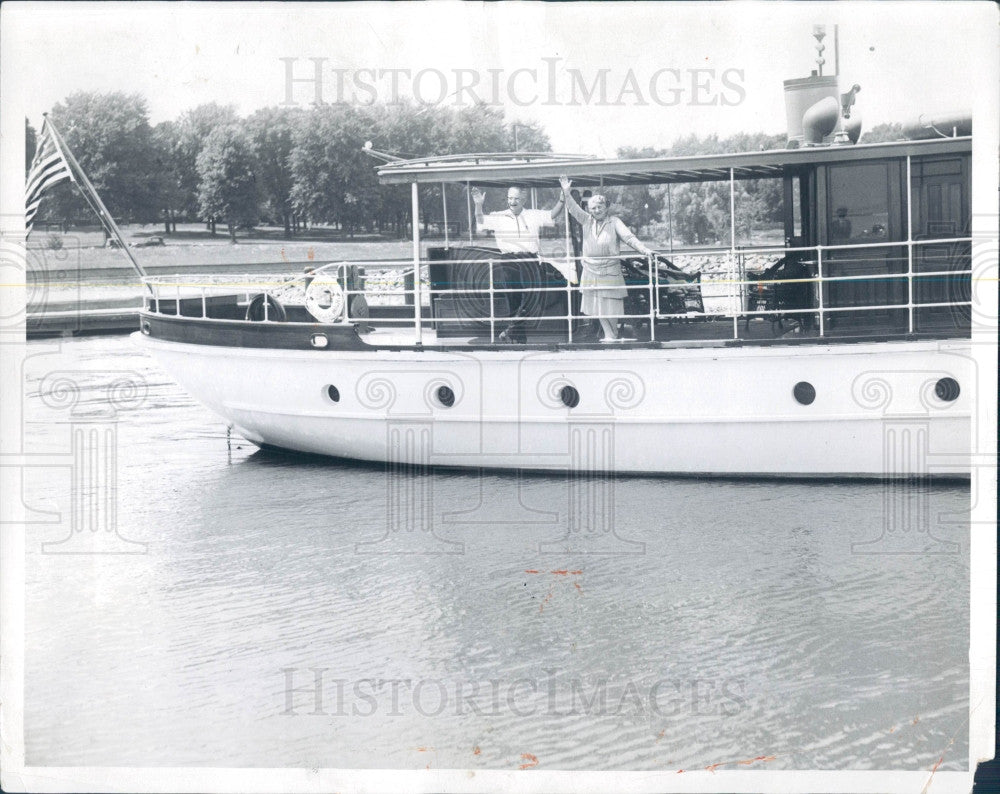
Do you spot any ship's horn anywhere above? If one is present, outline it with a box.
[802,96,840,145]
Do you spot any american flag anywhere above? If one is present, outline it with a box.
[25,118,75,233]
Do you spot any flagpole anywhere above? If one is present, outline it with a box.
[43,114,151,288]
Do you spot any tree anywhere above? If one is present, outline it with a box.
[196,126,258,242]
[669,182,728,245]
[860,122,904,144]
[604,184,663,231]
[507,119,551,152]
[176,103,239,227]
[290,104,382,235]
[48,92,160,234]
[151,120,187,233]
[289,101,554,236]
[246,107,300,236]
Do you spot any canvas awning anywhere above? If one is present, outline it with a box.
[376,136,970,187]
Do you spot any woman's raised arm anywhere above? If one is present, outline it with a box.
[559,177,591,226]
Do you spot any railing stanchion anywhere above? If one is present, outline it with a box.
[817,246,825,337]
[907,241,914,333]
[647,253,656,342]
[176,283,181,316]
[728,249,738,339]
[488,259,496,344]
[341,264,350,323]
[201,286,207,318]
[563,197,573,344]
[566,268,574,344]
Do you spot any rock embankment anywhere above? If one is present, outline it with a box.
[663,251,783,278]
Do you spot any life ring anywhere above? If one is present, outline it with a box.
[305,277,345,324]
[245,293,287,322]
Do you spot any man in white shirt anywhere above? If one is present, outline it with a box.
[469,185,569,342]
[471,186,555,255]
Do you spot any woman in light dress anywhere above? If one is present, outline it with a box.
[558,176,656,341]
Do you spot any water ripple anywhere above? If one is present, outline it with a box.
[22,335,970,772]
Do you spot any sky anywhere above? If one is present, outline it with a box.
[2,1,993,158]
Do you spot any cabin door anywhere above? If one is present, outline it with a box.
[909,155,971,332]
[819,160,907,334]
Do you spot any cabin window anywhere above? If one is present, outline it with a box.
[655,177,785,248]
[791,175,803,238]
[781,172,809,245]
[826,163,893,245]
[733,177,785,247]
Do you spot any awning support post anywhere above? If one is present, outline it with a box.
[730,167,739,339]
[905,155,914,333]
[466,181,473,243]
[441,182,449,249]
[564,201,573,343]
[667,183,674,254]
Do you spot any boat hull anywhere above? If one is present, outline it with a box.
[133,332,972,479]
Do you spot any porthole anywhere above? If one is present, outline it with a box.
[935,377,960,402]
[326,385,340,403]
[793,381,815,405]
[437,385,455,408]
[310,333,329,348]
[141,321,151,335]
[560,385,580,408]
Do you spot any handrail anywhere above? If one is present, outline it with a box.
[141,236,974,344]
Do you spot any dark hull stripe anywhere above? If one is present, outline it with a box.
[140,312,970,353]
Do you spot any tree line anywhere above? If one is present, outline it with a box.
[28,91,905,246]
[29,92,550,242]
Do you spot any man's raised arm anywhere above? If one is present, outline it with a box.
[471,187,487,228]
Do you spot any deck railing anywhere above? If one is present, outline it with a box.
[141,236,973,345]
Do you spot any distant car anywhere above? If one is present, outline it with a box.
[134,236,166,247]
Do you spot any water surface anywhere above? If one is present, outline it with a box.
[21,335,970,772]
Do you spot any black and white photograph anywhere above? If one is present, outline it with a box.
[1,2,997,792]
